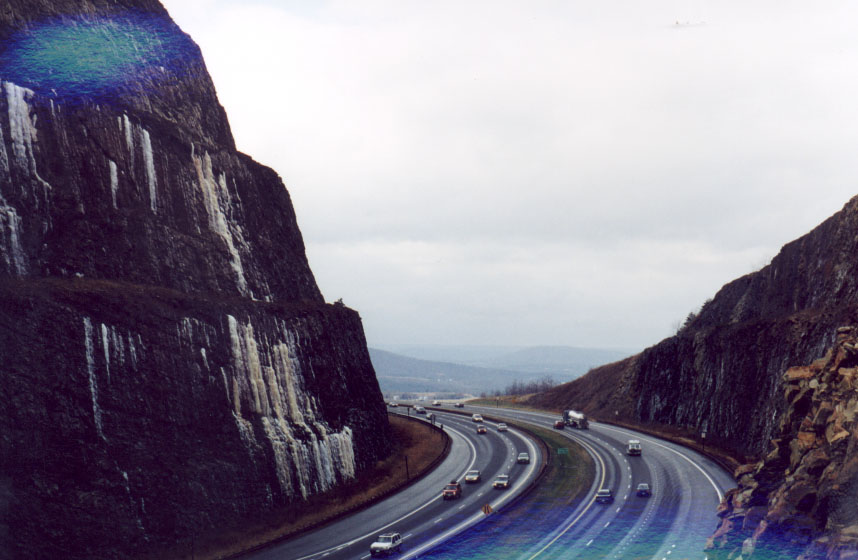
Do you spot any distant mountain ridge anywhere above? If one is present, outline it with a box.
[369,345,630,395]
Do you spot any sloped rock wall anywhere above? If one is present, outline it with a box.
[531,196,858,460]
[0,1,391,558]
[706,326,858,560]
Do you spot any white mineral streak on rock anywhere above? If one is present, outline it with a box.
[140,129,156,212]
[227,316,356,498]
[109,160,118,209]
[261,417,296,496]
[220,368,230,404]
[0,197,27,275]
[0,119,9,176]
[193,149,248,295]
[101,323,111,382]
[4,82,36,170]
[84,317,107,441]
[111,328,125,366]
[122,114,134,165]
[4,82,52,211]
[127,333,138,369]
[233,411,258,458]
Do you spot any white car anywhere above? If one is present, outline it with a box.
[370,532,402,556]
[464,470,481,483]
[517,452,530,464]
[493,474,510,489]
[497,423,508,432]
[472,414,483,422]
[432,400,442,405]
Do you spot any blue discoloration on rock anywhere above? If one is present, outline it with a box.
[0,12,196,102]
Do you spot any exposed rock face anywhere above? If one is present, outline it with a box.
[530,196,858,461]
[0,2,390,558]
[706,327,858,560]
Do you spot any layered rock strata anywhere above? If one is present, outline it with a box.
[706,326,858,559]
[0,1,391,558]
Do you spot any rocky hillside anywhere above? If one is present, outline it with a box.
[707,326,858,559]
[0,2,390,558]
[530,195,858,461]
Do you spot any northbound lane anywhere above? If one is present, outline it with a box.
[242,410,542,560]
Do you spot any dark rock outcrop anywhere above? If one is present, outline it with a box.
[530,196,858,461]
[706,327,858,559]
[0,2,391,558]
[528,197,858,557]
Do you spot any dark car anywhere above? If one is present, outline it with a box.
[636,483,651,497]
[553,420,565,429]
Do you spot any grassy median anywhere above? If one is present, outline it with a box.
[422,423,594,559]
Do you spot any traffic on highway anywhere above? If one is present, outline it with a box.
[243,403,732,560]
[243,406,540,560]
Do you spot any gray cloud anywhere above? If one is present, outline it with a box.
[163,1,858,349]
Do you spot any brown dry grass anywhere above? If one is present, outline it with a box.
[177,415,447,560]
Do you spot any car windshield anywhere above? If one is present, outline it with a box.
[445,485,457,490]
[467,470,479,476]
[597,489,611,495]
[638,484,649,489]
[496,475,508,481]
[379,536,392,542]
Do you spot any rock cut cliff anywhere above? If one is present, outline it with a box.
[707,327,858,559]
[0,1,391,558]
[531,195,858,461]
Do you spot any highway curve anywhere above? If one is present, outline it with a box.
[449,405,735,560]
[240,409,542,560]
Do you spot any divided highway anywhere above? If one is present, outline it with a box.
[462,405,735,560]
[244,405,733,560]
[242,410,541,560]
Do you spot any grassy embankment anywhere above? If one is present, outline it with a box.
[177,414,447,559]
[467,394,554,413]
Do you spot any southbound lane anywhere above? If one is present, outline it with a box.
[243,410,542,560]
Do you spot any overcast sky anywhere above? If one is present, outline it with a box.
[161,1,858,351]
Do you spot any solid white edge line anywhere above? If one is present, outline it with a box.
[597,425,724,501]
